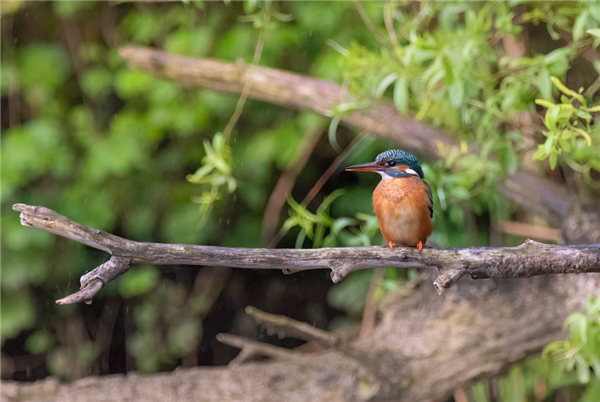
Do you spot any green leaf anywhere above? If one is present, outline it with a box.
[394,76,409,114]
[328,115,342,153]
[577,356,591,383]
[186,164,215,183]
[535,99,555,109]
[316,189,345,216]
[549,152,558,170]
[375,73,398,98]
[114,70,153,98]
[449,79,464,108]
[119,266,160,298]
[538,68,552,100]
[19,45,71,90]
[573,10,590,41]
[80,67,112,98]
[587,29,600,39]
[559,137,572,153]
[295,227,306,249]
[551,76,585,102]
[574,128,593,146]
[1,293,36,341]
[26,331,54,354]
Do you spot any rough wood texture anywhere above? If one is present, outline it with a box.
[13,203,600,304]
[4,273,600,402]
[119,45,600,245]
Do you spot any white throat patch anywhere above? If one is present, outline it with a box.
[376,171,395,180]
[376,169,420,180]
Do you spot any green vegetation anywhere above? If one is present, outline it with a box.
[2,1,600,400]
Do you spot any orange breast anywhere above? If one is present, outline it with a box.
[372,178,433,247]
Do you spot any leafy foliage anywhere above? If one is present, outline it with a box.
[534,77,600,184]
[544,298,600,384]
[2,2,600,400]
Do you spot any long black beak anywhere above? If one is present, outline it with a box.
[345,161,384,172]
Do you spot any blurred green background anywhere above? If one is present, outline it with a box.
[2,1,600,401]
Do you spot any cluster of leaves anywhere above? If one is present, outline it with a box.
[534,76,600,186]
[282,190,378,249]
[338,2,600,246]
[329,2,600,399]
[281,185,418,318]
[186,133,237,227]
[3,3,600,399]
[460,297,600,402]
[544,297,600,385]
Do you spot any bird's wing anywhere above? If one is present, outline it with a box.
[425,181,433,219]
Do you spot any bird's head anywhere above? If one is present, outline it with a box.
[345,149,424,180]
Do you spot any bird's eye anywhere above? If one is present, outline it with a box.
[388,161,396,166]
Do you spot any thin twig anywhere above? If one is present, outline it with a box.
[216,333,297,365]
[383,1,399,46]
[584,74,600,99]
[353,0,402,66]
[245,306,339,347]
[222,3,271,145]
[267,131,372,248]
[260,128,323,245]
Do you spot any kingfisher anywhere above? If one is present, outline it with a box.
[346,149,433,250]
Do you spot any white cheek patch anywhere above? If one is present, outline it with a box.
[376,171,395,180]
[405,168,419,176]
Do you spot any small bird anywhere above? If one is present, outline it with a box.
[346,149,433,250]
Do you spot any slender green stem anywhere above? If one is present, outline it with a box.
[222,3,271,145]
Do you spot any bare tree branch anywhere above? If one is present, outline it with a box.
[55,256,131,305]
[5,272,600,402]
[245,306,340,347]
[118,45,452,157]
[118,45,600,245]
[216,333,298,365]
[13,203,600,304]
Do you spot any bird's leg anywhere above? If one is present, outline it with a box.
[417,241,423,252]
[388,240,395,249]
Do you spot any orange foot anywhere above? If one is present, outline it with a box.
[417,241,423,252]
[388,240,395,249]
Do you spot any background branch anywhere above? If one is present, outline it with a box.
[5,270,600,402]
[119,45,600,245]
[13,203,600,304]
[215,333,297,365]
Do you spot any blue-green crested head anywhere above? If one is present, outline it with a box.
[345,149,425,179]
[374,149,424,179]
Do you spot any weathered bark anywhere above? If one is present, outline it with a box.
[3,273,600,402]
[13,203,600,304]
[119,45,600,245]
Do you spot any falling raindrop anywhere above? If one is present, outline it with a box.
[227,219,230,225]
[233,194,236,202]
[126,306,129,314]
